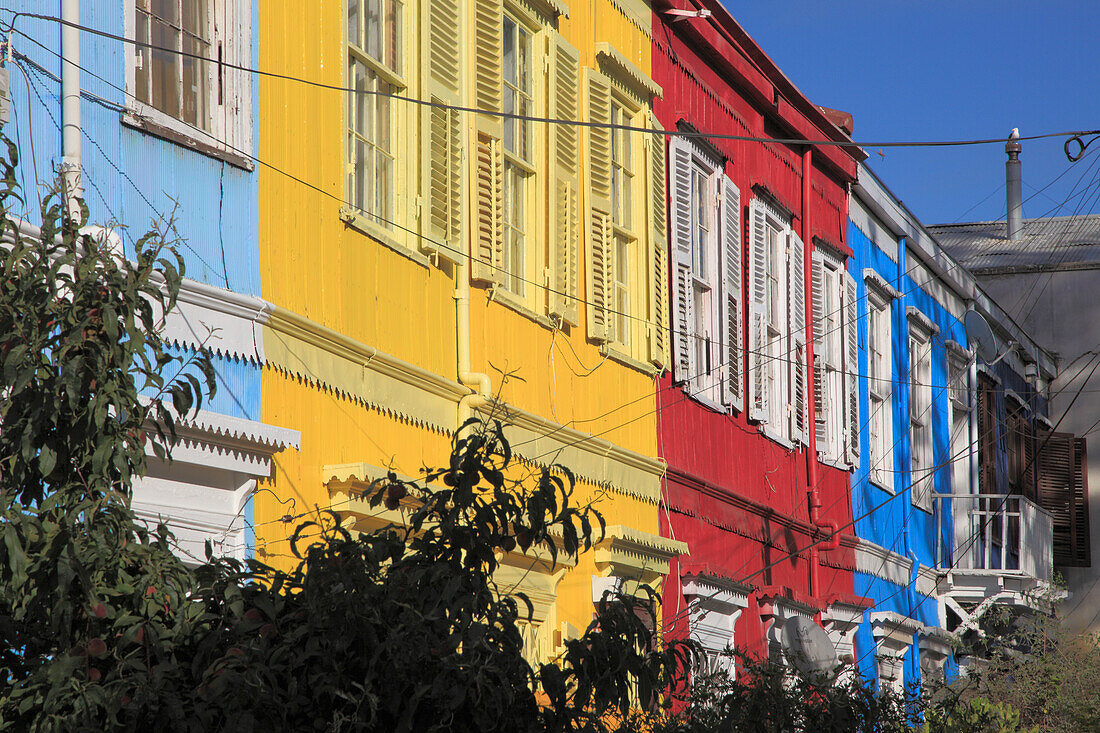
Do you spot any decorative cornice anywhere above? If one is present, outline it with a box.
[594,525,689,580]
[906,306,940,336]
[596,43,662,99]
[870,610,925,651]
[854,539,938,598]
[863,269,902,300]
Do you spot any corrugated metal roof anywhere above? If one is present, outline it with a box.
[929,215,1100,271]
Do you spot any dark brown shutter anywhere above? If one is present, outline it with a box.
[978,375,998,494]
[1036,430,1092,567]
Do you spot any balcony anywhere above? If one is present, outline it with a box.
[933,493,1058,632]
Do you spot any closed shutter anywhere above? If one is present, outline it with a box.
[1036,431,1092,567]
[420,0,464,263]
[470,0,504,283]
[811,251,827,450]
[789,230,807,444]
[547,33,581,325]
[585,68,614,343]
[720,174,742,411]
[845,272,860,465]
[668,136,693,382]
[647,114,669,369]
[747,198,769,422]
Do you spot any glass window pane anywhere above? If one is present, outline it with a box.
[376,150,392,224]
[355,138,369,211]
[150,15,180,120]
[348,0,360,49]
[365,0,381,60]
[388,0,403,75]
[135,11,151,105]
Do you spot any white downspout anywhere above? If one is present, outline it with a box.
[61,0,82,220]
[455,258,492,425]
[969,355,979,494]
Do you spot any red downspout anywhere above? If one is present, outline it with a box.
[802,147,838,602]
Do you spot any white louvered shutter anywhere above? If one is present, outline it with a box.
[668,136,694,382]
[419,0,464,263]
[747,198,769,422]
[788,230,807,444]
[647,114,670,369]
[720,175,742,411]
[845,271,860,465]
[547,33,581,325]
[811,251,827,452]
[584,68,614,343]
[470,0,504,283]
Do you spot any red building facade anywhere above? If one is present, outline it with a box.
[651,0,868,671]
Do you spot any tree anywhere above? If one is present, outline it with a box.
[0,136,695,732]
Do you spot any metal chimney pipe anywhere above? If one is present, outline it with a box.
[1006,128,1023,241]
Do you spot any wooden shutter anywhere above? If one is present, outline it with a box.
[668,136,693,382]
[811,251,827,448]
[420,0,464,263]
[547,34,581,325]
[470,0,504,283]
[789,230,807,444]
[647,114,669,369]
[1036,430,1092,567]
[720,174,742,411]
[747,198,769,422]
[584,68,613,343]
[845,271,860,465]
[977,375,998,493]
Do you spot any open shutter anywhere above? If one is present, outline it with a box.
[811,251,827,449]
[720,174,742,411]
[471,0,504,283]
[845,272,860,465]
[420,0,464,263]
[789,230,807,444]
[585,68,614,343]
[668,136,693,382]
[647,114,670,369]
[1037,431,1092,567]
[547,34,581,325]
[747,198,769,422]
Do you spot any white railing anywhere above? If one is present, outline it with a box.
[934,493,1054,582]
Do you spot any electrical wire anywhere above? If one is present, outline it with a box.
[8,12,1100,153]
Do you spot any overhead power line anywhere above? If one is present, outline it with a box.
[8,12,1100,151]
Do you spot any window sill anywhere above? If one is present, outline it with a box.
[760,425,795,451]
[681,384,725,414]
[341,207,431,269]
[868,474,895,494]
[817,453,851,472]
[601,343,659,377]
[487,286,555,330]
[121,110,254,171]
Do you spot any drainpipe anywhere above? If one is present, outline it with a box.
[61,0,82,220]
[801,146,838,599]
[455,257,492,426]
[969,354,979,493]
[1006,129,1023,241]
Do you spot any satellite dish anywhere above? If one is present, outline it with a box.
[781,617,838,678]
[963,310,999,363]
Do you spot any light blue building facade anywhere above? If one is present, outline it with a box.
[3,1,296,561]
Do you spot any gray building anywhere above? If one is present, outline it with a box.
[932,193,1099,631]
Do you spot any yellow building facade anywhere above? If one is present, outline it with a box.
[257,0,684,658]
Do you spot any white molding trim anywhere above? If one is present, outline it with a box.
[163,278,272,362]
[855,539,939,597]
[863,269,902,300]
[906,306,940,336]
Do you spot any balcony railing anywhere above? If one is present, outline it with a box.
[933,493,1054,582]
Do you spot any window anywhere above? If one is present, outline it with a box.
[946,345,972,495]
[498,14,533,297]
[347,0,403,231]
[128,0,252,159]
[908,310,934,512]
[583,52,666,369]
[668,137,741,409]
[812,247,858,465]
[1005,395,1035,498]
[747,195,806,444]
[865,282,894,489]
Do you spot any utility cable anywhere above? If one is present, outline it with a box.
[8,12,1100,152]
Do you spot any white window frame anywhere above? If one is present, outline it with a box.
[865,280,894,490]
[908,309,935,512]
[946,342,972,495]
[812,247,853,465]
[668,137,742,412]
[747,194,803,446]
[124,0,253,167]
[499,11,535,299]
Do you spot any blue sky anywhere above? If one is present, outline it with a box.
[723,1,1100,226]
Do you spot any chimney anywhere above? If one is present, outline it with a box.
[1006,128,1023,241]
